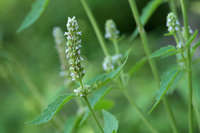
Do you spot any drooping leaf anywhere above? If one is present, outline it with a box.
[17,0,49,32]
[150,45,177,58]
[149,66,183,113]
[103,110,118,133]
[130,0,164,40]
[129,45,176,76]
[79,87,112,125]
[28,94,75,125]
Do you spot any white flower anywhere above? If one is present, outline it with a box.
[102,54,122,72]
[73,85,90,97]
[166,12,180,33]
[64,16,85,81]
[105,19,120,40]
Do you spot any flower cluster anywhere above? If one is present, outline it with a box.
[102,54,122,71]
[105,19,120,40]
[64,16,85,81]
[74,85,90,97]
[166,12,180,33]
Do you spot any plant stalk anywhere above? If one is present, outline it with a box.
[83,96,104,133]
[128,0,179,133]
[79,79,104,133]
[113,39,158,133]
[80,0,110,57]
[180,0,193,132]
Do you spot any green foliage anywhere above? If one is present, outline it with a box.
[150,45,177,58]
[185,30,198,47]
[149,66,183,113]
[87,53,128,90]
[28,94,75,125]
[79,87,112,125]
[17,0,49,32]
[103,110,118,133]
[129,57,147,76]
[129,45,176,76]
[130,0,164,40]
[64,116,76,133]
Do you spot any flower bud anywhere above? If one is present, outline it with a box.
[166,12,180,33]
[105,19,120,40]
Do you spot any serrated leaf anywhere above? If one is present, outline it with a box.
[17,0,49,32]
[150,45,177,58]
[130,0,163,40]
[149,66,182,113]
[103,110,118,133]
[28,94,75,125]
[79,87,112,125]
[129,45,176,76]
[87,53,128,90]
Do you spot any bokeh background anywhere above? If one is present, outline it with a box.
[1,0,200,133]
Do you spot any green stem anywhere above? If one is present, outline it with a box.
[79,79,104,133]
[112,39,120,54]
[128,0,178,133]
[180,0,193,133]
[120,81,158,133]
[112,39,158,133]
[168,0,178,16]
[80,0,110,57]
[83,96,104,133]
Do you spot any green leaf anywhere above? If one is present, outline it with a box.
[192,41,200,55]
[103,110,118,133]
[87,53,128,90]
[28,94,75,125]
[185,30,198,48]
[64,116,76,133]
[64,113,84,133]
[149,66,182,113]
[95,99,114,111]
[129,45,176,76]
[129,0,164,40]
[17,0,49,32]
[128,57,147,76]
[150,45,177,58]
[79,87,112,125]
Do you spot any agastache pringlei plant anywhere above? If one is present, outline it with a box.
[19,0,200,132]
[103,20,122,72]
[64,16,104,132]
[166,0,199,130]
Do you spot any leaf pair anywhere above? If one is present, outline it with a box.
[27,54,128,126]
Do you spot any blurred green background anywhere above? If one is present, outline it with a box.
[1,0,200,133]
